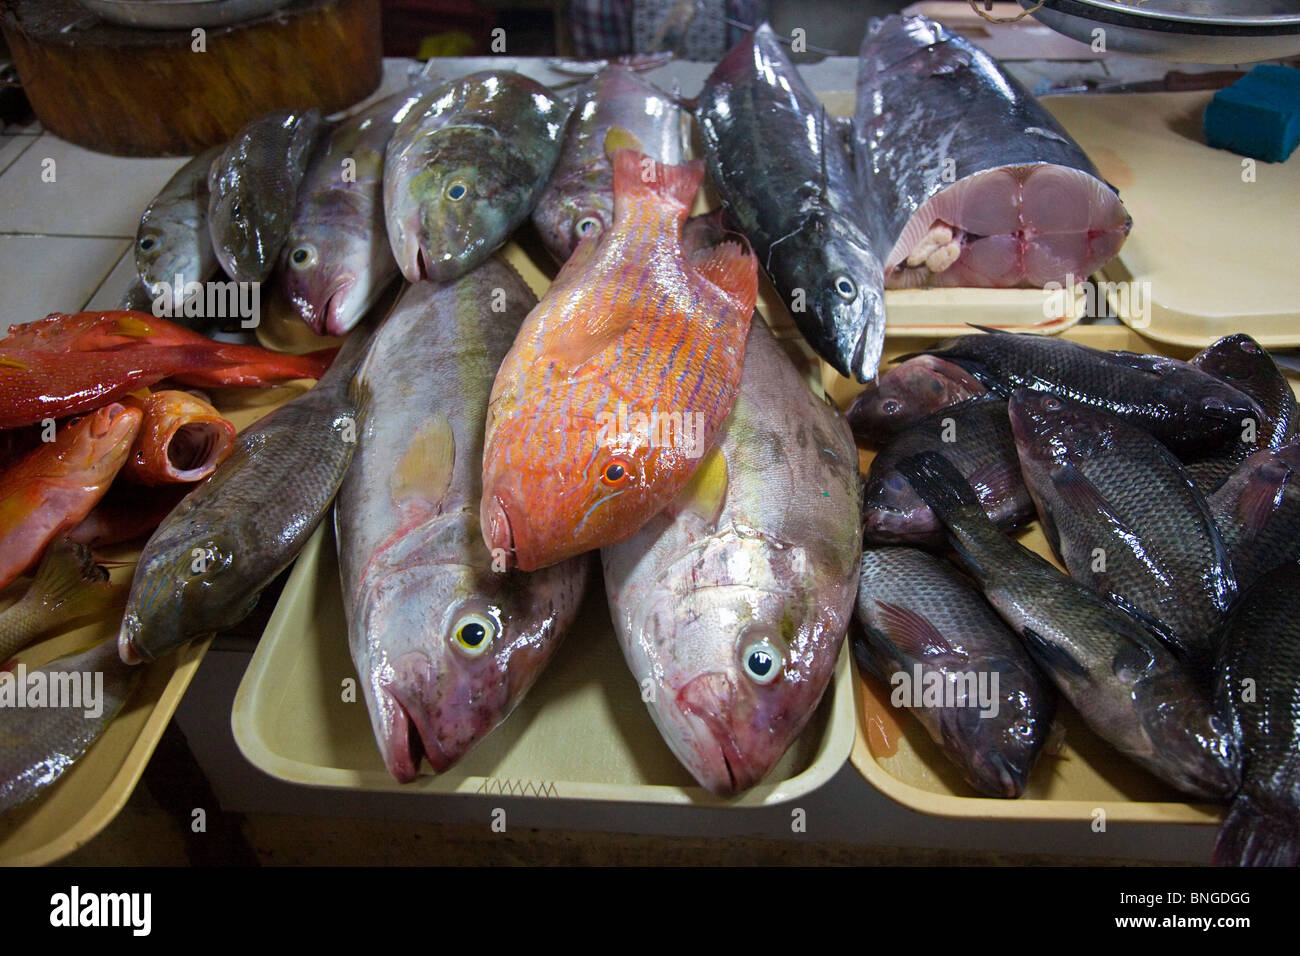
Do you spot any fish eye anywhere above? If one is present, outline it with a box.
[881,398,902,416]
[290,245,316,269]
[833,275,857,300]
[1043,396,1062,411]
[452,611,497,657]
[741,637,783,685]
[444,180,470,202]
[576,216,601,236]
[601,458,631,487]
[1011,719,1032,738]
[139,236,157,251]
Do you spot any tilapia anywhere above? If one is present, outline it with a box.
[697,23,887,382]
[894,451,1240,800]
[481,150,758,572]
[854,15,1131,288]
[602,321,861,795]
[0,540,115,664]
[0,640,140,814]
[118,319,374,664]
[913,329,1263,455]
[1010,391,1236,675]
[1209,442,1300,593]
[208,108,326,283]
[846,355,986,447]
[1213,563,1300,867]
[863,396,1031,545]
[337,264,589,782]
[135,146,223,300]
[854,547,1055,798]
[533,66,685,263]
[384,71,569,283]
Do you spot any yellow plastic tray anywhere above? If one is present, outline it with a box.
[824,324,1299,823]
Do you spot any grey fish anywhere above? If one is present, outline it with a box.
[0,640,140,814]
[0,540,115,664]
[854,546,1055,798]
[1010,391,1236,676]
[208,108,326,283]
[337,263,589,782]
[863,396,1031,545]
[894,450,1240,801]
[384,71,569,283]
[602,321,862,795]
[1213,563,1300,867]
[136,145,223,299]
[913,329,1264,456]
[697,23,887,383]
[533,66,686,263]
[1209,442,1300,594]
[854,15,1130,288]
[118,319,373,664]
[846,355,987,447]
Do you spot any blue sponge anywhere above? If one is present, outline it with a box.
[1203,65,1300,163]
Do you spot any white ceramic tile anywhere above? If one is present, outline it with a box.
[0,235,131,333]
[83,245,142,311]
[0,134,185,238]
[0,134,34,176]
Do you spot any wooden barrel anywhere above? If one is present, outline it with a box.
[1,0,383,156]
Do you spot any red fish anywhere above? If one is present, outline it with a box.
[120,389,236,485]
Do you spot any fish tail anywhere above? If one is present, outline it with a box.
[1213,791,1300,867]
[692,238,758,306]
[611,148,703,215]
[29,539,113,619]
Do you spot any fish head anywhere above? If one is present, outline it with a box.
[861,469,936,543]
[1194,333,1269,386]
[60,402,143,483]
[277,228,372,337]
[210,186,269,282]
[847,356,985,443]
[533,187,611,263]
[1008,389,1117,462]
[135,222,199,299]
[1143,361,1265,447]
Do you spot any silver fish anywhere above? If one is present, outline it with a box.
[136,145,223,299]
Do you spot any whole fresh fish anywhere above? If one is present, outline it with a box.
[0,403,141,589]
[120,390,236,485]
[0,639,141,814]
[894,450,1240,800]
[846,355,986,447]
[1213,563,1300,867]
[1010,391,1236,675]
[697,23,886,382]
[1209,442,1300,593]
[602,321,861,795]
[913,329,1263,455]
[277,87,434,336]
[0,540,116,664]
[135,146,223,299]
[338,264,589,781]
[208,108,326,283]
[854,547,1055,798]
[863,396,1031,545]
[119,321,374,664]
[533,66,685,262]
[854,15,1131,288]
[384,71,569,282]
[481,149,758,572]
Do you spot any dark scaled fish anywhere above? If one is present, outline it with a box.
[1209,442,1300,594]
[1213,563,1300,867]
[208,108,326,283]
[913,329,1263,456]
[384,71,569,283]
[697,23,887,383]
[1010,390,1237,676]
[894,450,1240,801]
[854,15,1131,289]
[846,355,987,447]
[135,145,223,300]
[863,396,1031,545]
[854,546,1055,798]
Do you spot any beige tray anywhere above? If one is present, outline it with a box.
[825,324,1299,823]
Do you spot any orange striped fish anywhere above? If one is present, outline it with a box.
[481,147,758,571]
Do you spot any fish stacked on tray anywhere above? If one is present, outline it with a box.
[851,327,1300,866]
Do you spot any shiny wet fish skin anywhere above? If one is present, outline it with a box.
[135,145,223,301]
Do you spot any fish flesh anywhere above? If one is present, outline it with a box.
[135,146,223,299]
[1213,563,1300,867]
[0,403,141,589]
[118,319,374,664]
[854,546,1055,798]
[208,109,326,283]
[846,355,986,447]
[697,23,886,382]
[894,450,1240,800]
[602,321,862,794]
[277,87,434,336]
[533,66,685,262]
[120,390,236,485]
[1010,390,1236,676]
[912,329,1263,455]
[0,639,141,815]
[481,149,758,571]
[854,15,1131,288]
[1209,442,1300,594]
[0,540,116,664]
[338,263,589,781]
[863,396,1031,545]
[384,71,569,282]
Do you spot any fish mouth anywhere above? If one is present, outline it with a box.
[164,421,231,482]
[379,685,454,781]
[975,752,1026,799]
[675,672,764,795]
[117,615,144,665]
[321,278,356,337]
